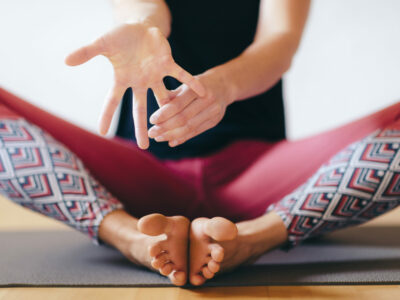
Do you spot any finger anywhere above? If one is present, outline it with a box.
[168,63,206,97]
[132,89,149,149]
[168,87,181,99]
[65,36,106,66]
[149,95,204,138]
[171,116,218,147]
[156,102,221,146]
[98,82,126,135]
[149,86,196,125]
[151,82,171,108]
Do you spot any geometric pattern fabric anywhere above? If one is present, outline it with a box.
[3,117,400,249]
[0,118,124,244]
[268,126,400,247]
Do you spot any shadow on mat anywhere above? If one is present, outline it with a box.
[1,225,399,287]
[80,226,400,286]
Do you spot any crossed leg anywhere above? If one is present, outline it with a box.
[187,101,400,285]
[0,87,200,285]
[2,86,400,286]
[0,88,197,216]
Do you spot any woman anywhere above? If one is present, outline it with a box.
[1,0,400,287]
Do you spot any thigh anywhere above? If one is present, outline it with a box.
[206,101,400,221]
[0,87,197,217]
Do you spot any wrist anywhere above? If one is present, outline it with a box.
[111,0,172,37]
[122,18,156,31]
[126,17,155,28]
[123,17,170,37]
[201,66,238,106]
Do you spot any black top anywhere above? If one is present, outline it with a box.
[116,0,286,160]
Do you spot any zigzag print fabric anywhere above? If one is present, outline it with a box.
[0,118,124,244]
[268,125,400,247]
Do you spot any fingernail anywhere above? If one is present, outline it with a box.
[98,126,107,136]
[155,135,165,142]
[138,141,149,150]
[170,140,178,147]
[148,127,157,137]
[150,114,159,124]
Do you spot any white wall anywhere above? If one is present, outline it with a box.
[0,0,399,140]
[0,0,116,135]
[284,0,400,139]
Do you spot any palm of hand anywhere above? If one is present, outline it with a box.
[65,23,205,149]
[106,24,172,81]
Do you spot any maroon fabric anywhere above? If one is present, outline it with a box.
[0,86,399,221]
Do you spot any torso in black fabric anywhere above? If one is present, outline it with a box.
[116,0,286,160]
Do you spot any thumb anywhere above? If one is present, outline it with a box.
[64,37,105,66]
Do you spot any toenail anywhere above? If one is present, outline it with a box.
[155,250,168,259]
[202,267,214,279]
[208,260,220,273]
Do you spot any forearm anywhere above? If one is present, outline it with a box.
[110,0,172,36]
[204,0,310,104]
[208,32,300,104]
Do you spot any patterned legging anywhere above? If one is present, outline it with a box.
[0,87,399,248]
[268,125,400,247]
[0,117,123,243]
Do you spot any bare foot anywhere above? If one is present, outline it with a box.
[98,210,190,286]
[189,214,288,286]
[137,213,189,285]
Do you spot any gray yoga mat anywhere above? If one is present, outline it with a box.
[1,226,400,287]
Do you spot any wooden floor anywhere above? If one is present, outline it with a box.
[1,196,400,300]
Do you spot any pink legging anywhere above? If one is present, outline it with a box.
[0,86,399,223]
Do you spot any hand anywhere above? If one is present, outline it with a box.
[147,70,235,147]
[64,22,205,149]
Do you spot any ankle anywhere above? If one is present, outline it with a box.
[98,209,141,251]
[236,212,288,257]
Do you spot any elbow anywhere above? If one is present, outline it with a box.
[275,55,293,78]
[276,32,300,74]
[281,57,292,74]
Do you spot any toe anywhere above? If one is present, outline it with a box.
[160,262,174,276]
[138,213,170,236]
[169,271,186,286]
[202,266,214,279]
[191,274,206,286]
[171,215,190,233]
[151,252,170,269]
[209,243,224,262]
[148,241,167,257]
[208,260,220,273]
[204,217,238,241]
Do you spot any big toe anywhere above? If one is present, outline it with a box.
[169,270,187,286]
[138,213,170,236]
[138,214,190,286]
[204,217,238,241]
[189,217,237,286]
